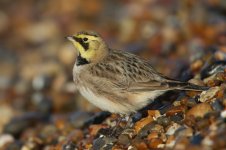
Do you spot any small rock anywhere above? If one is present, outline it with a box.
[147,110,161,119]
[156,116,171,127]
[191,59,203,73]
[165,135,176,148]
[148,138,164,149]
[135,122,156,139]
[211,99,224,111]
[93,136,117,150]
[175,126,193,137]
[84,111,111,127]
[186,103,213,118]
[166,123,181,135]
[166,105,186,116]
[4,112,47,137]
[89,124,108,136]
[199,87,220,102]
[0,134,14,147]
[62,141,77,150]
[201,60,226,79]
[3,140,22,150]
[134,142,148,150]
[220,110,226,118]
[190,134,203,145]
[69,111,93,128]
[170,112,184,123]
[173,137,189,150]
[134,116,154,133]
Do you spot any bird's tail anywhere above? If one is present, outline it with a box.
[167,81,209,91]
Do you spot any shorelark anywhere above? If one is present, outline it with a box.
[67,31,207,114]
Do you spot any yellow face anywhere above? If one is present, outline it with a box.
[67,32,108,64]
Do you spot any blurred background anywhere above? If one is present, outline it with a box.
[0,0,226,145]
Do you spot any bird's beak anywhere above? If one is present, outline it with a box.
[65,36,74,42]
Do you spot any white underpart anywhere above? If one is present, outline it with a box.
[79,86,166,114]
[79,87,132,114]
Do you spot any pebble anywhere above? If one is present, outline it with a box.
[156,116,171,127]
[175,126,193,137]
[190,134,203,145]
[69,111,93,128]
[166,123,181,135]
[201,60,226,79]
[0,105,14,133]
[220,110,226,118]
[211,100,224,111]
[0,134,14,147]
[3,112,47,137]
[134,117,153,133]
[62,141,77,150]
[199,87,220,102]
[93,136,117,150]
[166,105,186,116]
[186,103,213,118]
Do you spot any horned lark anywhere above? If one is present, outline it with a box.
[67,31,207,114]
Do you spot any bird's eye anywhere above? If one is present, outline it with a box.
[83,37,88,42]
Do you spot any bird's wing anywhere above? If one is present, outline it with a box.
[103,50,206,92]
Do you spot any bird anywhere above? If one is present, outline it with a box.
[66,31,207,115]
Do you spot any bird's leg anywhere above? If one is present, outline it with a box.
[125,113,134,128]
[110,114,125,136]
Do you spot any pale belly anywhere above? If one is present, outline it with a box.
[79,86,166,114]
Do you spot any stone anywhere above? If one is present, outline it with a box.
[186,103,213,118]
[199,87,220,102]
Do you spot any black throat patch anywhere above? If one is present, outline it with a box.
[73,37,89,51]
[76,54,89,66]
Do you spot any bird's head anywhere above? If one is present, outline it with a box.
[66,31,109,65]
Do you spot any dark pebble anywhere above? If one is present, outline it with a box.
[156,116,171,127]
[4,140,22,150]
[93,136,117,150]
[132,112,143,123]
[200,60,226,79]
[170,112,184,123]
[211,100,224,111]
[136,122,157,139]
[3,112,48,137]
[69,111,93,128]
[84,111,111,127]
[190,134,203,145]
